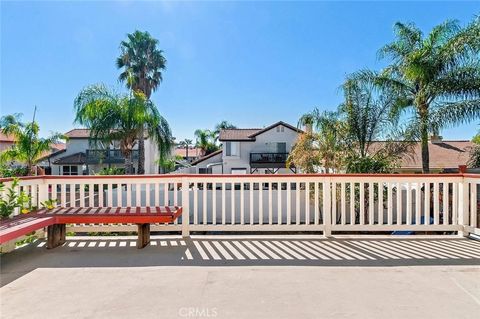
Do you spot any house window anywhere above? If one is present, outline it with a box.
[62,165,78,175]
[225,142,239,156]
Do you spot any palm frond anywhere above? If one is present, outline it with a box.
[430,99,480,131]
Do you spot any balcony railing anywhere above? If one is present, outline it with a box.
[1,174,478,236]
[86,149,139,164]
[250,153,289,168]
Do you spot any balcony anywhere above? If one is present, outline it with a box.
[250,152,289,168]
[86,149,139,164]
[1,173,479,318]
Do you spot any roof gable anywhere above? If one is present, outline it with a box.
[248,121,302,138]
[64,129,91,139]
[218,121,301,142]
[190,149,223,165]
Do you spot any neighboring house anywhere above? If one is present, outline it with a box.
[178,125,474,174]
[178,121,302,174]
[1,132,66,173]
[46,129,160,175]
[174,147,201,163]
[0,133,15,152]
[369,137,474,173]
[396,139,473,173]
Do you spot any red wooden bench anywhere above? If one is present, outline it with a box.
[0,206,182,249]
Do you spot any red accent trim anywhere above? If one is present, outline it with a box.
[464,174,480,178]
[0,217,55,244]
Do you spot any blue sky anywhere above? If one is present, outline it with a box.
[1,1,479,141]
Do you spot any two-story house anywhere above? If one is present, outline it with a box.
[46,129,160,175]
[184,121,302,174]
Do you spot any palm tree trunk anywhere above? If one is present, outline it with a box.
[125,151,132,174]
[137,132,145,175]
[420,106,430,173]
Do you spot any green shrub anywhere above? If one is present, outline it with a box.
[0,178,31,219]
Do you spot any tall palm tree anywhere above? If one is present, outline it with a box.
[0,113,64,175]
[74,84,172,174]
[352,18,480,172]
[117,30,167,174]
[194,129,218,156]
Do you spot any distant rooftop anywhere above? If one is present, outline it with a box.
[370,140,473,170]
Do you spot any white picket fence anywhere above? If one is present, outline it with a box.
[2,174,479,236]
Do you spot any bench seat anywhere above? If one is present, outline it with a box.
[0,206,183,249]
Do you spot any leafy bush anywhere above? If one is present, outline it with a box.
[96,167,125,175]
[41,199,58,210]
[344,153,395,173]
[0,165,29,178]
[0,178,31,219]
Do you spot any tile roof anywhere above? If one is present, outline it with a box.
[190,149,223,165]
[370,140,473,170]
[52,152,86,165]
[38,143,67,160]
[64,129,91,138]
[0,133,16,142]
[219,129,261,141]
[219,121,302,141]
[64,129,150,139]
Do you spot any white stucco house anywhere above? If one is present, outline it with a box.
[45,129,160,175]
[178,121,302,174]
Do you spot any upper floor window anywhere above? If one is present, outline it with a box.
[225,141,239,156]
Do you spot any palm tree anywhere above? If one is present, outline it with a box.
[178,138,193,160]
[340,78,415,172]
[352,18,480,172]
[297,109,345,172]
[74,84,172,174]
[194,129,218,156]
[0,113,64,175]
[117,30,167,174]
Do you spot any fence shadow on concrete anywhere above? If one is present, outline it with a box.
[1,236,479,287]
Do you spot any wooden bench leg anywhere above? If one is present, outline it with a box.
[47,224,66,249]
[137,223,150,249]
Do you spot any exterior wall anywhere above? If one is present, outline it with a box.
[48,139,90,175]
[195,152,223,174]
[222,125,299,174]
[144,138,159,174]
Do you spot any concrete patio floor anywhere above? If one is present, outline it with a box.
[1,235,479,318]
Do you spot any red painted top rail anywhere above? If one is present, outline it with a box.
[1,173,477,183]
